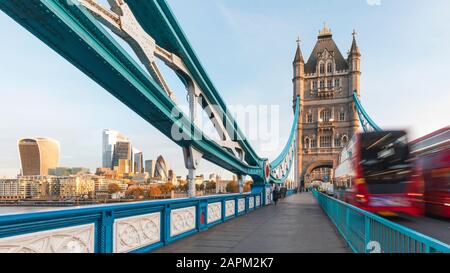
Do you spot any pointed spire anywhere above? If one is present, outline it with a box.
[318,22,332,38]
[350,29,360,55]
[294,36,304,63]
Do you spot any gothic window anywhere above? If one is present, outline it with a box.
[334,78,340,87]
[342,135,348,145]
[335,138,341,147]
[320,63,325,74]
[311,139,317,148]
[313,81,318,90]
[320,80,325,89]
[320,109,331,122]
[327,63,333,73]
[306,113,313,123]
[339,112,345,121]
[320,135,332,148]
[327,79,333,88]
[304,137,310,149]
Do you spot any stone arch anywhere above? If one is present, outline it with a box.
[302,160,334,185]
[305,160,334,175]
[304,136,310,149]
[342,134,348,145]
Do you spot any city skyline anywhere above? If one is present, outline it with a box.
[1,0,449,179]
[6,129,221,180]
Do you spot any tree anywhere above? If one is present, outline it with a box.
[148,186,162,197]
[205,181,216,192]
[126,186,145,199]
[107,183,121,194]
[176,183,188,192]
[226,181,239,193]
[243,181,252,192]
[126,180,137,186]
[160,182,174,195]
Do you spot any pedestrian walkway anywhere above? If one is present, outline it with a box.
[154,193,350,253]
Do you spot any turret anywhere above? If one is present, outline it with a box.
[348,29,362,131]
[348,29,361,96]
[293,37,305,109]
[292,37,305,187]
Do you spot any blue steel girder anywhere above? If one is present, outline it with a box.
[0,0,266,181]
[353,91,381,132]
[125,0,264,167]
[269,96,300,184]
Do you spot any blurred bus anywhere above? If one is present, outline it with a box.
[411,126,450,218]
[334,130,424,217]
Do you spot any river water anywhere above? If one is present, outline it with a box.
[0,207,65,215]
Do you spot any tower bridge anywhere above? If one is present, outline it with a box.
[294,25,361,189]
[0,0,448,254]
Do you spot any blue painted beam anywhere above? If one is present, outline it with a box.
[353,91,381,132]
[270,96,299,167]
[126,0,265,167]
[269,96,299,184]
[0,0,265,181]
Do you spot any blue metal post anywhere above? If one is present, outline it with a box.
[364,216,370,253]
[99,210,114,253]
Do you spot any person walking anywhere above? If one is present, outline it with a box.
[273,186,279,206]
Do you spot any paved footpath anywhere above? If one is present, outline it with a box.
[154,193,350,253]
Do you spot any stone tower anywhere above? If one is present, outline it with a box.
[293,26,360,187]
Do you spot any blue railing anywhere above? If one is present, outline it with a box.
[314,191,450,253]
[286,189,297,197]
[0,191,264,253]
[312,190,319,199]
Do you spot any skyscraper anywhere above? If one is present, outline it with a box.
[132,147,143,173]
[154,155,169,180]
[18,138,60,176]
[112,141,132,170]
[102,129,128,169]
[145,160,156,177]
[116,159,131,175]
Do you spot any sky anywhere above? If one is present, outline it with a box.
[0,0,449,179]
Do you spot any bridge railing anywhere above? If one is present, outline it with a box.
[314,191,450,253]
[0,191,264,253]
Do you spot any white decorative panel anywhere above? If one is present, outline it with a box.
[0,224,95,253]
[170,206,196,237]
[225,200,235,217]
[265,190,271,206]
[238,198,245,213]
[207,202,222,224]
[256,196,261,207]
[249,197,255,209]
[114,212,160,253]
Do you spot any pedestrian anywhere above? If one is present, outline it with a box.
[273,187,279,206]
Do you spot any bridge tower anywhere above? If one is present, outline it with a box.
[293,25,360,188]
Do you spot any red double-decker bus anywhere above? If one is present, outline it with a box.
[334,130,424,217]
[410,126,450,218]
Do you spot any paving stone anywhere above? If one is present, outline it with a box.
[153,193,350,253]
